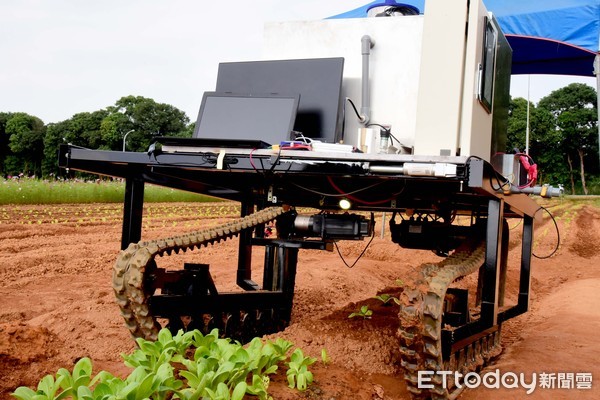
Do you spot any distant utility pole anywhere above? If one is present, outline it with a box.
[122,129,134,152]
[526,75,530,155]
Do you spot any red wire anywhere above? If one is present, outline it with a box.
[249,148,258,171]
[515,152,537,189]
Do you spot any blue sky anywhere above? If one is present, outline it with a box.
[0,0,594,124]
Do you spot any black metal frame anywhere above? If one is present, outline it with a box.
[440,200,534,358]
[59,144,539,356]
[121,176,145,249]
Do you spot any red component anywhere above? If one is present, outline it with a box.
[280,141,312,150]
[518,154,537,188]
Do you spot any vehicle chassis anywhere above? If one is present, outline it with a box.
[59,143,538,374]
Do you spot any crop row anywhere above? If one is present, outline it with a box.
[0,203,241,226]
[0,178,218,205]
[13,328,318,400]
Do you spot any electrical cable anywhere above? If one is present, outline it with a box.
[153,160,209,167]
[269,147,282,173]
[341,97,364,146]
[327,175,404,205]
[293,135,313,144]
[346,97,363,121]
[489,173,512,193]
[366,123,409,151]
[341,97,347,143]
[334,227,375,269]
[249,148,260,172]
[532,206,560,259]
[344,97,411,151]
[466,155,512,192]
[389,132,403,147]
[465,156,558,256]
[508,219,523,230]
[288,180,386,198]
[340,97,365,145]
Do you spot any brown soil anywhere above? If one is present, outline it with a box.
[1,200,599,399]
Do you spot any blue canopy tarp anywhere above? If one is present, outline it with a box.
[329,0,600,77]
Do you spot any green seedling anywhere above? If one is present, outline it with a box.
[348,305,373,319]
[286,349,316,391]
[373,293,399,305]
[321,348,330,365]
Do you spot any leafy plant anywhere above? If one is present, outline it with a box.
[55,357,95,399]
[12,374,65,400]
[122,327,194,373]
[348,305,373,319]
[12,328,312,400]
[286,349,316,391]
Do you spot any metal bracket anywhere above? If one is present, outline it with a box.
[267,186,277,203]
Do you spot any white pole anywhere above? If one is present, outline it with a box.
[525,75,531,155]
[122,129,134,152]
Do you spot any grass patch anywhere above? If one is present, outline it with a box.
[0,178,218,205]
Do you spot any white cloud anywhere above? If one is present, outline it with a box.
[0,0,367,123]
[1,1,596,123]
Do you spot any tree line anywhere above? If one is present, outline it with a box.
[0,95,194,178]
[1,84,598,194]
[506,83,598,195]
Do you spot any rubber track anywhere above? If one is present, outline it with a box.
[398,241,502,399]
[112,207,285,341]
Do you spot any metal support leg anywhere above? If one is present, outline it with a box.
[498,214,535,323]
[498,220,509,307]
[481,198,504,327]
[121,177,145,250]
[237,201,259,290]
[517,215,534,312]
[263,245,276,291]
[277,245,299,322]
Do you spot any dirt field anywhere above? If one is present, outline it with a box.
[1,200,599,399]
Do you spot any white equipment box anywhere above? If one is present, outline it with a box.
[263,0,510,161]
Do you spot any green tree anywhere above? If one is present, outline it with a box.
[42,110,108,176]
[6,112,45,176]
[0,112,13,176]
[102,96,190,151]
[538,83,598,194]
[181,121,195,138]
[506,97,529,152]
[506,97,561,185]
[43,121,69,177]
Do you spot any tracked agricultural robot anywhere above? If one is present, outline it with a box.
[58,0,561,398]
